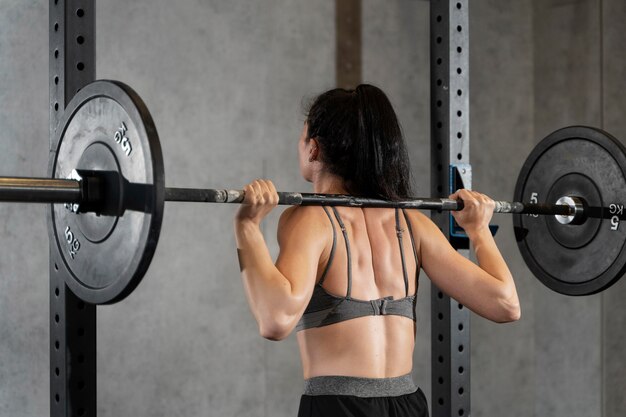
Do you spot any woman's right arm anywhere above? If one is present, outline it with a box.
[234,180,328,340]
[408,189,521,323]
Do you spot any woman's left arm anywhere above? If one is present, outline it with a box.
[234,180,325,340]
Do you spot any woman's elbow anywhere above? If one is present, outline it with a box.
[258,315,293,341]
[259,325,289,341]
[494,299,521,323]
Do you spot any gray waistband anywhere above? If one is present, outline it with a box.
[303,373,417,397]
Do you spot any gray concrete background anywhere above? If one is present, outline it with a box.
[0,1,624,416]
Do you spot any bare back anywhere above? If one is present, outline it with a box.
[296,207,420,379]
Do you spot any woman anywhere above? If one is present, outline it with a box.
[234,84,520,417]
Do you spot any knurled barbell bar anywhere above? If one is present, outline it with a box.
[0,175,585,216]
[1,80,625,302]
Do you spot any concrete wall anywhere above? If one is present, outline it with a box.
[0,1,624,417]
[469,2,535,416]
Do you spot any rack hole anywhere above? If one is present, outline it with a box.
[55,287,59,297]
[458,303,464,309]
[436,36,442,44]
[457,89,463,96]
[459,409,465,416]
[457,46,462,53]
[55,340,60,350]
[76,8,85,17]
[54,76,59,85]
[437,79,443,86]
[77,62,85,71]
[457,110,463,117]
[55,394,60,403]
[436,100,442,108]
[55,367,60,376]
[437,164,442,172]
[438,334,444,342]
[54,314,59,323]
[436,122,443,129]
[458,344,464,352]
[437,143,442,150]
[438,356,444,363]
[436,15,442,22]
[457,68,462,75]
[438,377,444,384]
[457,132,463,139]
[54,102,59,111]
[54,22,59,32]
[438,398,444,406]
[438,313,444,320]
[54,49,59,59]
[457,153,463,160]
[457,25,462,32]
[457,2,462,9]
[77,35,85,45]
[459,387,464,395]
[437,58,442,65]
[437,291,443,299]
[458,366,465,374]
[458,323,464,331]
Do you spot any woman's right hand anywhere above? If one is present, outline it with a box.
[235,179,279,225]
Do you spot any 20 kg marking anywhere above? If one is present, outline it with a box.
[65,226,81,259]
[114,122,133,156]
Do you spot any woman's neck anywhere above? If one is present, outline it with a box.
[311,172,348,195]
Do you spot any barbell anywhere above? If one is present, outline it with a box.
[1,80,625,303]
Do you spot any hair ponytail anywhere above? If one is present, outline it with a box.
[305,84,413,200]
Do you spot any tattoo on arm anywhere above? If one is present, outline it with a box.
[237,248,245,272]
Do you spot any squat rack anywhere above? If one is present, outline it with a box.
[429,2,471,417]
[47,1,470,415]
[49,2,96,416]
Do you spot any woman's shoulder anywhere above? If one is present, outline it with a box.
[278,205,333,235]
[402,208,441,236]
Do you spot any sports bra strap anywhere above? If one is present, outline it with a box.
[401,209,419,267]
[395,209,410,297]
[318,207,337,287]
[331,207,352,298]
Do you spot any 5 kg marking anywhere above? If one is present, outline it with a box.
[114,122,133,156]
[528,192,539,218]
[65,226,81,259]
[610,204,623,231]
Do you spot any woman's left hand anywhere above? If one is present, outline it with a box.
[449,188,495,235]
[235,179,279,225]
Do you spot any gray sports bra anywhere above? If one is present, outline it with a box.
[296,206,419,332]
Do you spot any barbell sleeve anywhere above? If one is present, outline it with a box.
[0,176,82,204]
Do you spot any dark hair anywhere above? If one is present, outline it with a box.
[305,84,413,200]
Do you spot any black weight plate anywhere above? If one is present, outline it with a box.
[513,126,626,296]
[49,80,164,304]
